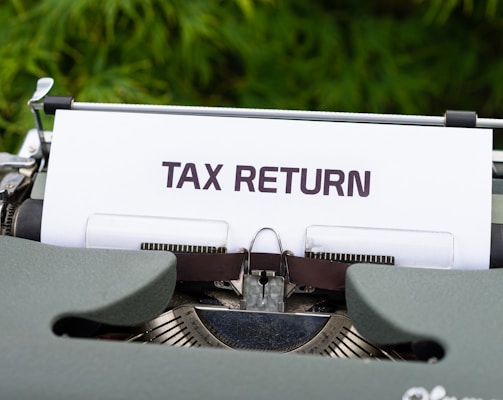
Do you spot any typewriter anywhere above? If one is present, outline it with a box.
[0,78,502,400]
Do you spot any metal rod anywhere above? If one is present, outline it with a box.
[73,102,446,126]
[66,101,503,129]
[476,118,503,129]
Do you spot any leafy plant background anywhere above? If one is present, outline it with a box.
[1,0,502,151]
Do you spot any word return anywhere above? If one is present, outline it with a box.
[162,161,371,197]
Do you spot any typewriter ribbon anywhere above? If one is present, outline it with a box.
[138,226,351,292]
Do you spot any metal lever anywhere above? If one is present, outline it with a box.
[28,77,54,164]
[0,153,35,169]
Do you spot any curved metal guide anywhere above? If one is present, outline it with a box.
[129,306,401,360]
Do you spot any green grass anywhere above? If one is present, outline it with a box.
[1,0,502,151]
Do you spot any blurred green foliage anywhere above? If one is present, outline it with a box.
[1,0,503,151]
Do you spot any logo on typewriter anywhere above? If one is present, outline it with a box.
[162,161,371,197]
[402,385,500,400]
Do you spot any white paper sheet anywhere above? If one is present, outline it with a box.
[41,109,493,269]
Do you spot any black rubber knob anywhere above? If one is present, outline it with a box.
[444,110,477,128]
[43,96,74,115]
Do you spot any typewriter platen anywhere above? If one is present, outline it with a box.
[1,78,503,399]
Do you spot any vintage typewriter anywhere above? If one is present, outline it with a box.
[1,78,502,399]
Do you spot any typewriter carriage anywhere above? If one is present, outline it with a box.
[1,78,502,363]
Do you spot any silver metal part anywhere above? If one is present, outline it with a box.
[0,129,39,237]
[68,100,503,128]
[72,102,444,126]
[28,77,54,104]
[240,271,285,312]
[0,172,26,199]
[245,227,285,274]
[0,153,35,169]
[0,170,27,235]
[17,129,42,159]
[239,227,290,312]
[229,268,244,295]
[129,306,229,349]
[28,78,54,163]
[129,305,401,360]
[29,76,503,130]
